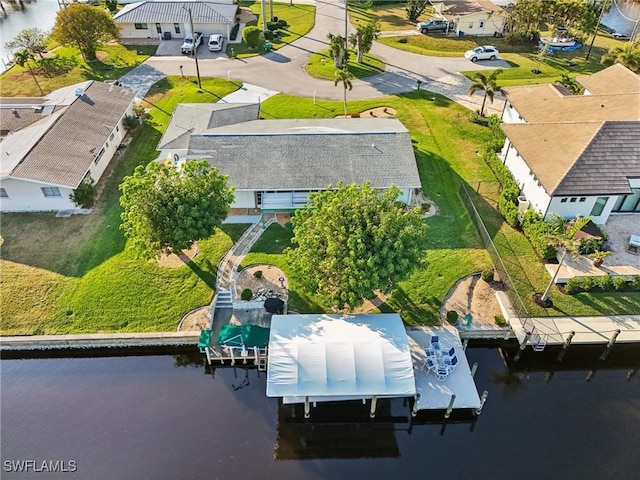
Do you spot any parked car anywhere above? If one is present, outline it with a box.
[181,32,203,55]
[464,45,499,62]
[416,19,453,34]
[208,34,224,52]
[611,31,629,40]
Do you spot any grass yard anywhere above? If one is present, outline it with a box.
[227,1,315,58]
[305,49,384,80]
[0,43,157,97]
[0,77,246,335]
[348,1,434,32]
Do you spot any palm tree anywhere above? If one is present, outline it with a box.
[468,69,503,116]
[328,33,347,68]
[14,48,44,96]
[601,40,640,73]
[538,214,591,306]
[334,67,353,117]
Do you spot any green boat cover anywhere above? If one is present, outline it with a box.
[217,324,270,348]
[197,330,212,349]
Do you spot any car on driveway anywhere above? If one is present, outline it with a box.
[181,32,203,55]
[208,34,224,52]
[464,45,499,62]
[416,19,453,34]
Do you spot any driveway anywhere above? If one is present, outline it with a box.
[131,0,509,113]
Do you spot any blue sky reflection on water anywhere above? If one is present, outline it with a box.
[1,346,639,480]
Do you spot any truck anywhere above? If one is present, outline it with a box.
[181,32,203,55]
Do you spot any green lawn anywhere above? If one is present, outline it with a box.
[305,49,384,80]
[227,1,315,58]
[348,1,434,32]
[0,43,157,97]
[0,77,246,335]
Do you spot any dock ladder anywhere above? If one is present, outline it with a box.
[533,336,547,352]
[257,348,268,371]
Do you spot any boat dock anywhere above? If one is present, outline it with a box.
[407,327,482,411]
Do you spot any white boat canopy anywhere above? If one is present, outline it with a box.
[266,314,416,404]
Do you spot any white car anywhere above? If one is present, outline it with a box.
[208,34,224,52]
[464,46,499,62]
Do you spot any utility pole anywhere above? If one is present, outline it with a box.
[586,0,609,60]
[186,7,202,89]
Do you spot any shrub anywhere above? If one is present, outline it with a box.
[241,288,253,300]
[123,114,140,131]
[631,275,640,291]
[469,111,490,126]
[253,270,263,279]
[277,20,288,28]
[236,265,243,272]
[564,277,583,295]
[35,55,77,77]
[446,310,459,325]
[263,30,274,41]
[613,276,627,291]
[230,23,240,41]
[70,176,97,209]
[522,211,556,260]
[498,189,520,228]
[599,274,614,291]
[481,268,494,283]
[397,37,408,44]
[266,21,279,31]
[494,313,507,327]
[132,103,146,119]
[242,26,262,48]
[580,276,599,291]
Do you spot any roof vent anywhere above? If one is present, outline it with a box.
[11,108,18,116]
[32,105,43,113]
[75,87,85,97]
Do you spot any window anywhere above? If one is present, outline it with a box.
[479,21,485,28]
[255,191,263,207]
[0,188,8,198]
[116,125,120,132]
[469,23,473,28]
[155,23,162,34]
[94,147,105,165]
[569,197,577,203]
[579,197,586,202]
[42,187,61,197]
[174,23,181,34]
[560,198,567,203]
[590,196,609,216]
[110,132,115,141]
[134,23,148,30]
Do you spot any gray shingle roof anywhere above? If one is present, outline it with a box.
[187,120,421,190]
[114,1,237,24]
[11,81,136,188]
[555,121,640,196]
[158,103,259,150]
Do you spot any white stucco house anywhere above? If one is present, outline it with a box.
[114,0,238,40]
[498,65,640,225]
[434,0,506,36]
[157,103,422,210]
[0,81,136,212]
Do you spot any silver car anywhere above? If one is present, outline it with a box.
[464,45,499,62]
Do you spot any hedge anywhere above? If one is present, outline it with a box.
[521,211,556,261]
[564,275,640,294]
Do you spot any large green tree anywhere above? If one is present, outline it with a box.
[468,69,503,116]
[119,160,234,259]
[285,183,429,310]
[51,4,118,60]
[4,27,48,59]
[601,40,640,73]
[349,20,381,64]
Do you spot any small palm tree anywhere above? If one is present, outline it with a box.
[14,48,44,96]
[601,40,640,73]
[468,68,503,116]
[334,67,353,117]
[328,33,347,68]
[539,214,591,305]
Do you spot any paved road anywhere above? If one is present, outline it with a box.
[128,0,509,112]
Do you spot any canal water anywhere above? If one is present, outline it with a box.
[602,0,640,38]
[2,344,639,480]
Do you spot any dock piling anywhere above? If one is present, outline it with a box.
[462,339,469,351]
[599,329,621,361]
[557,331,575,362]
[304,396,310,419]
[444,394,456,419]
[514,331,532,362]
[470,362,478,377]
[411,394,420,417]
[370,396,378,418]
[476,391,488,415]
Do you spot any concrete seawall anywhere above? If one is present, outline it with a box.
[0,332,200,352]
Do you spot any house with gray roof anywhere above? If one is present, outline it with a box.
[114,1,238,41]
[159,104,422,210]
[498,64,640,224]
[0,81,136,212]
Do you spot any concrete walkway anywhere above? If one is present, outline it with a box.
[121,0,508,114]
